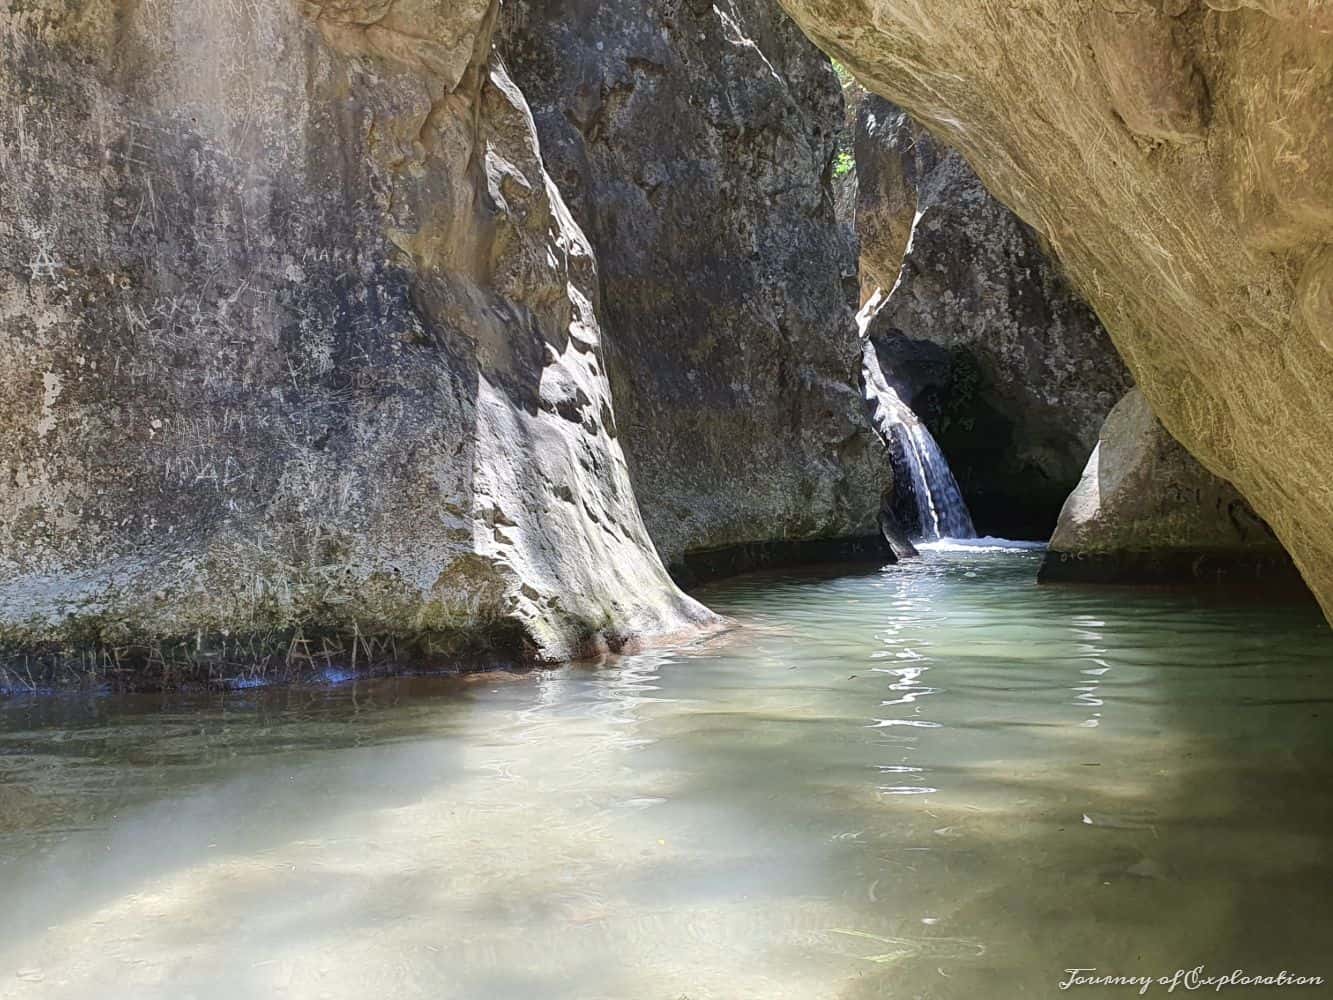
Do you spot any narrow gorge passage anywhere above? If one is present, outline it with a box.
[1,0,1330,995]
[2,547,1329,999]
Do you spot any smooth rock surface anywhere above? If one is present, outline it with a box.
[1039,390,1304,587]
[501,0,892,579]
[856,97,1133,539]
[0,0,710,672]
[777,0,1333,618]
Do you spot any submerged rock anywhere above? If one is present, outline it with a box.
[501,0,892,581]
[855,98,1132,540]
[0,0,711,674]
[775,0,1333,618]
[1039,391,1305,589]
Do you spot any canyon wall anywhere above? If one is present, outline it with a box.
[501,0,892,580]
[855,96,1132,539]
[0,0,712,673]
[1040,390,1304,588]
[777,0,1333,618]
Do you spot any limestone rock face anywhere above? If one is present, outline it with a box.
[501,0,891,578]
[777,0,1333,617]
[1039,390,1304,587]
[856,98,1133,539]
[0,0,711,670]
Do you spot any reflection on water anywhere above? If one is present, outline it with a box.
[2,547,1332,998]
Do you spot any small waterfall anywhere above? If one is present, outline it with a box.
[860,305,977,543]
[887,413,976,541]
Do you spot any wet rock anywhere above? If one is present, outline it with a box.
[859,325,975,542]
[854,98,1132,540]
[776,0,1333,618]
[878,509,919,561]
[500,0,892,580]
[0,0,711,670]
[1039,391,1306,589]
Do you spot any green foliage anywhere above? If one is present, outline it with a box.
[832,60,854,90]
[834,150,855,180]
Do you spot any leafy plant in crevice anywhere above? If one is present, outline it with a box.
[829,60,862,183]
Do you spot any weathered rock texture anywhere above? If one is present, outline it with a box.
[777,1,1333,617]
[0,0,712,675]
[856,97,1133,539]
[500,0,891,580]
[1039,390,1305,587]
[832,71,867,256]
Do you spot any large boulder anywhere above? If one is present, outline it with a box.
[0,0,710,677]
[856,97,1133,539]
[1039,390,1305,588]
[500,0,892,580]
[777,1,1333,618]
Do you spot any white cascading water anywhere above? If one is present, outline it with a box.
[889,404,976,541]
[859,289,977,544]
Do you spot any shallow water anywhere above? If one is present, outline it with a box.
[1,546,1331,999]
